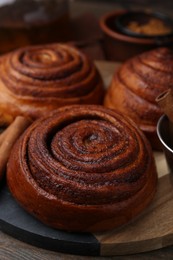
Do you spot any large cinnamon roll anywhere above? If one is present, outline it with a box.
[0,43,104,125]
[7,105,157,232]
[104,47,173,149]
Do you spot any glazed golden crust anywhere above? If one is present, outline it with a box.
[7,105,157,232]
[0,43,104,125]
[104,47,173,149]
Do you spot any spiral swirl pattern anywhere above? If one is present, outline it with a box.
[0,43,104,125]
[7,105,157,232]
[104,47,173,149]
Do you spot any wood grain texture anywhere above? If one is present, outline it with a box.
[0,231,95,260]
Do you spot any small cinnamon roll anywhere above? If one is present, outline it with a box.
[104,47,173,149]
[0,43,104,125]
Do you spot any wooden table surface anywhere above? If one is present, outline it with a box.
[1,1,173,259]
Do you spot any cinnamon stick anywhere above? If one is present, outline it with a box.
[156,88,173,148]
[156,88,173,122]
[0,116,31,181]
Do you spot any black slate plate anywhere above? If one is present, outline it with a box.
[0,184,99,256]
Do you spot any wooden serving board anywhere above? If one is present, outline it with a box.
[0,61,172,256]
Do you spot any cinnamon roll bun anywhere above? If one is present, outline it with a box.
[0,43,104,126]
[104,47,173,149]
[7,105,157,232]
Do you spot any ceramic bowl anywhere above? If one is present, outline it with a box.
[100,10,173,61]
[157,114,173,172]
[115,11,173,38]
